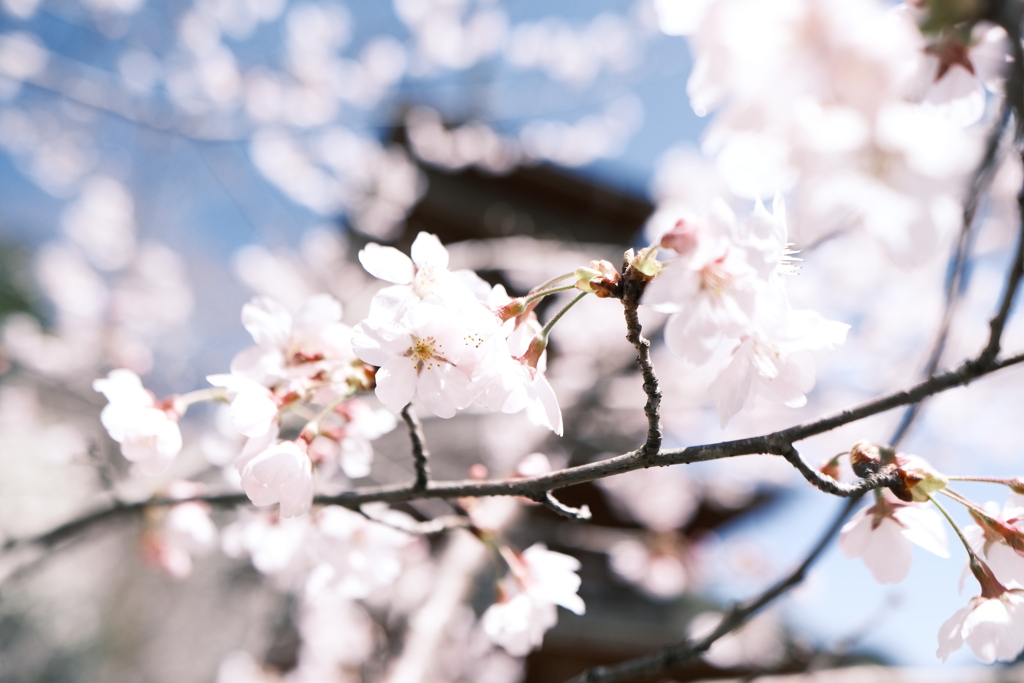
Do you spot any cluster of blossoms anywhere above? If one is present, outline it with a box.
[837,441,1024,663]
[353,231,564,433]
[667,0,1003,264]
[644,195,849,424]
[88,225,852,657]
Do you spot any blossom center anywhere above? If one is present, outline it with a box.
[406,335,449,371]
[700,255,732,295]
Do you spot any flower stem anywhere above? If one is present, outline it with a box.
[540,292,588,341]
[530,272,576,295]
[523,284,578,305]
[929,492,980,564]
[940,487,998,522]
[947,475,1023,486]
[301,394,349,439]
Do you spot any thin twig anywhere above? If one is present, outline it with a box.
[979,0,1024,365]
[402,403,431,491]
[530,491,592,521]
[621,270,662,461]
[563,496,863,683]
[980,190,1024,365]
[355,507,470,535]
[890,103,1011,447]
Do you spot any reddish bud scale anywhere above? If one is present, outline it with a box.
[587,277,621,298]
[819,458,841,481]
[849,440,882,478]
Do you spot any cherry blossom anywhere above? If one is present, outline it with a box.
[914,21,1009,126]
[238,439,315,518]
[840,493,949,584]
[643,198,759,365]
[307,399,397,479]
[352,300,491,418]
[483,544,585,655]
[938,588,1024,663]
[358,231,484,319]
[221,510,314,581]
[230,294,357,393]
[93,368,183,474]
[644,194,846,423]
[206,373,279,439]
[305,504,416,599]
[475,309,563,435]
[145,488,218,579]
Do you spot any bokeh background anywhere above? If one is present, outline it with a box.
[2,0,1024,681]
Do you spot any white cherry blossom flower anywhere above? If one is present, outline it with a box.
[914,23,1009,126]
[358,231,484,321]
[308,399,397,478]
[840,494,949,584]
[305,504,415,598]
[352,301,492,418]
[938,589,1024,663]
[643,198,758,365]
[239,439,315,518]
[709,284,848,425]
[221,510,314,584]
[93,368,183,474]
[475,313,562,435]
[147,492,218,579]
[231,294,356,392]
[206,372,279,438]
[483,544,585,655]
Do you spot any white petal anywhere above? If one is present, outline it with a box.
[937,603,972,661]
[340,438,374,478]
[374,359,418,414]
[410,232,449,269]
[359,243,414,284]
[894,505,950,558]
[93,368,153,406]
[241,297,292,349]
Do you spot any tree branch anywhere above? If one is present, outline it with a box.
[563,496,863,683]
[621,271,662,462]
[6,349,1024,559]
[402,403,431,491]
[779,445,900,497]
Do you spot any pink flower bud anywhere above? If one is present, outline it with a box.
[659,218,700,256]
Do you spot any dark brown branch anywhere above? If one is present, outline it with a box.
[563,496,863,683]
[621,270,662,462]
[779,445,901,496]
[7,349,1024,558]
[402,403,431,491]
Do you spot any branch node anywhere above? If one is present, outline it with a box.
[531,491,591,521]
